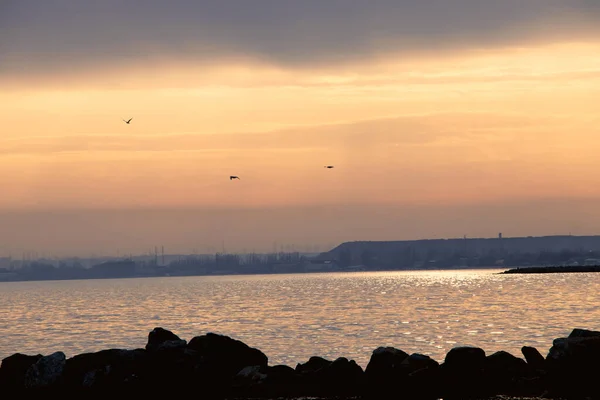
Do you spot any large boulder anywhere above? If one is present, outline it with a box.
[443,346,486,371]
[568,328,600,338]
[406,363,442,400]
[232,363,300,398]
[545,328,600,398]
[439,346,488,400]
[187,332,268,379]
[24,351,66,388]
[264,364,297,387]
[295,355,364,396]
[402,353,439,373]
[484,350,532,396]
[0,353,43,389]
[320,357,364,393]
[547,328,600,365]
[364,347,410,399]
[521,346,546,370]
[233,365,268,386]
[401,353,441,400]
[294,355,333,395]
[61,348,149,389]
[365,346,409,381]
[295,356,331,374]
[146,327,187,351]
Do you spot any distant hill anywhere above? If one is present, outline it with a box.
[316,235,600,269]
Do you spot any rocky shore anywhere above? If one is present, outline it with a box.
[1,327,599,399]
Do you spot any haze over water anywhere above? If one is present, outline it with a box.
[1,269,598,368]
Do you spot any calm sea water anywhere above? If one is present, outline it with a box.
[1,269,598,368]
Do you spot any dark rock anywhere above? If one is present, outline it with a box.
[547,336,600,364]
[521,346,546,370]
[364,346,409,381]
[439,346,488,400]
[363,346,410,399]
[568,328,600,338]
[295,356,364,397]
[187,332,268,379]
[406,365,442,400]
[484,350,532,396]
[144,346,205,389]
[295,355,332,374]
[231,364,301,398]
[60,344,207,395]
[61,348,149,389]
[4,327,600,398]
[23,351,66,388]
[264,364,300,396]
[443,346,486,370]
[265,364,297,385]
[402,353,439,373]
[398,354,441,400]
[146,327,186,351]
[486,350,527,373]
[545,333,600,398]
[322,357,364,387]
[155,339,187,351]
[0,353,43,389]
[295,356,333,394]
[234,365,267,385]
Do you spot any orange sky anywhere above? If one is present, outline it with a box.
[2,3,600,256]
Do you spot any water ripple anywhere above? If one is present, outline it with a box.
[0,269,599,368]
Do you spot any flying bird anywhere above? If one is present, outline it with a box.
[230,176,240,180]
[324,165,334,169]
[123,118,132,124]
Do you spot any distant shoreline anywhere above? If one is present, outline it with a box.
[502,265,600,274]
[4,264,600,283]
[0,266,505,283]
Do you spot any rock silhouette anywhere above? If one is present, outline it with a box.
[1,327,599,398]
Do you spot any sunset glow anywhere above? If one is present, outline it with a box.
[2,1,600,255]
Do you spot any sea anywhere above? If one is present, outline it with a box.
[1,269,598,369]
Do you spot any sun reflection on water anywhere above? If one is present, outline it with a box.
[0,269,598,368]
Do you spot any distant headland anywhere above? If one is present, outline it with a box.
[3,234,600,282]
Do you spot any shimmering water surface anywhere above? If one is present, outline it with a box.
[1,269,599,368]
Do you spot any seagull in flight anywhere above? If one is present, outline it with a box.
[230,176,240,180]
[324,165,334,169]
[123,118,132,124]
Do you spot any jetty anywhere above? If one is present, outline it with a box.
[503,265,600,274]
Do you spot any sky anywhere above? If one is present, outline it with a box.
[2,0,600,257]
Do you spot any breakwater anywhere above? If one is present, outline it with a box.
[503,265,600,274]
[1,327,599,399]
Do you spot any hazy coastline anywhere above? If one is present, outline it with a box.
[3,234,600,282]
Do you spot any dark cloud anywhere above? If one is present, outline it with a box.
[1,0,599,78]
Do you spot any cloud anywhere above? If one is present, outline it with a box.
[1,0,599,79]
[0,112,556,156]
[0,109,596,216]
